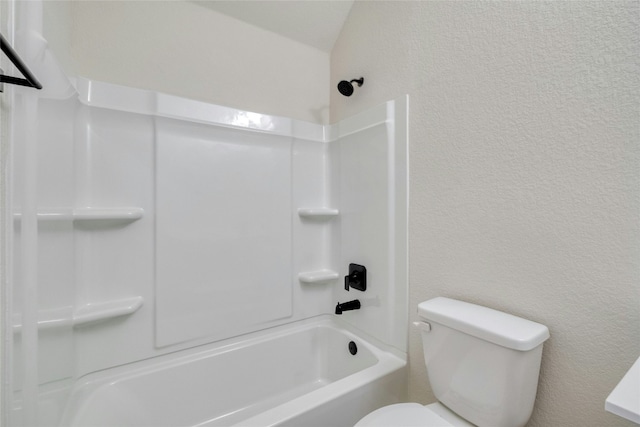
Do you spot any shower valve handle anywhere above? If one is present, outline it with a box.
[344,263,367,292]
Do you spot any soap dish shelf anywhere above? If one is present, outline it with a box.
[73,296,144,327]
[297,208,339,219]
[14,207,144,222]
[13,296,144,332]
[298,270,339,284]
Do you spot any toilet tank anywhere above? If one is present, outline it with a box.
[418,297,550,427]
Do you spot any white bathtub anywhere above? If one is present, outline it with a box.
[59,316,406,427]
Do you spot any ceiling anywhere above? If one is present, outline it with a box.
[192,0,354,53]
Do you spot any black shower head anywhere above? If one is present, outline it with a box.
[337,77,364,97]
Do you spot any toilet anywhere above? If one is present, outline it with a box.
[355,297,550,427]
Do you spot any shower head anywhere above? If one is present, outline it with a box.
[337,77,364,97]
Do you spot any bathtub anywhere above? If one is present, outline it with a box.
[59,316,407,427]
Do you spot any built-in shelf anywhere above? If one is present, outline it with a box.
[298,270,339,284]
[13,296,144,332]
[297,208,339,219]
[13,207,144,222]
[73,296,144,327]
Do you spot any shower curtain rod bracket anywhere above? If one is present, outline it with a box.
[0,32,43,92]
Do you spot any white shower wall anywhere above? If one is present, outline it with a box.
[8,78,408,425]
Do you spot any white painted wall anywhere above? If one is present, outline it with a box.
[331,2,639,426]
[42,0,75,77]
[69,1,329,124]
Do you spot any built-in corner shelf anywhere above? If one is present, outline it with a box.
[298,270,339,284]
[13,296,144,333]
[73,296,144,327]
[14,207,144,222]
[297,208,339,219]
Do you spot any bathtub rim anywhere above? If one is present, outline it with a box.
[59,314,407,427]
[234,347,406,427]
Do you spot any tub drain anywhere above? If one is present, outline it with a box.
[348,341,358,355]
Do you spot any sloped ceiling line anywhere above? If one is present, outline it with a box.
[192,0,354,53]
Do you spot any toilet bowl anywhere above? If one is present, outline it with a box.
[355,402,474,427]
[354,297,550,427]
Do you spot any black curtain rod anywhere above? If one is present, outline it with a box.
[0,32,43,90]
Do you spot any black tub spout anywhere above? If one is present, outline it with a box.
[335,300,361,315]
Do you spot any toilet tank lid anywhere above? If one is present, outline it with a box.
[418,297,550,351]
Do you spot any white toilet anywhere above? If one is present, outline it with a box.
[355,297,550,427]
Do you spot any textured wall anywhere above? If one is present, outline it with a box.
[70,1,329,124]
[331,2,639,426]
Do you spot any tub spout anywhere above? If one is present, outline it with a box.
[335,299,361,315]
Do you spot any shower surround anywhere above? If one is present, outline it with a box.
[7,77,408,426]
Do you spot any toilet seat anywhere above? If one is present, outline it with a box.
[354,403,474,427]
